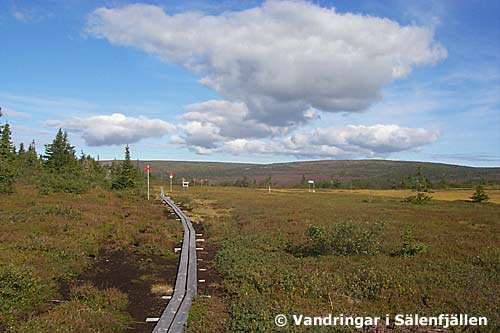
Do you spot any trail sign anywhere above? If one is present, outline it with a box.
[308,180,315,193]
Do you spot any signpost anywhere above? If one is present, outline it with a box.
[169,172,174,193]
[182,179,190,189]
[308,180,315,193]
[144,165,152,200]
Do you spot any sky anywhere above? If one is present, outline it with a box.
[0,0,499,166]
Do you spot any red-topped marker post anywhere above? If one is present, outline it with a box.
[144,165,152,200]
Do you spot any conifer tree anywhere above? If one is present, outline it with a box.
[0,123,15,160]
[26,140,38,167]
[470,186,489,203]
[18,143,25,155]
[122,145,133,180]
[405,166,432,204]
[414,166,428,192]
[0,116,16,193]
[111,145,136,190]
[44,129,77,171]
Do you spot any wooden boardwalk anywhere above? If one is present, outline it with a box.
[153,192,197,333]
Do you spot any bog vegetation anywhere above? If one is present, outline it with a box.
[179,186,500,333]
[0,115,182,332]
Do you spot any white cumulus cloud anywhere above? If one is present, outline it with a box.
[217,124,440,158]
[177,100,292,152]
[310,125,440,154]
[87,0,447,126]
[47,113,175,146]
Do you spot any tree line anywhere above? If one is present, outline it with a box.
[0,113,143,194]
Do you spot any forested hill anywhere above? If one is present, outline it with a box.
[101,159,500,189]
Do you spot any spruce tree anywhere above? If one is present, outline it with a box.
[0,117,16,193]
[414,166,428,192]
[470,186,489,203]
[111,145,136,190]
[18,143,25,155]
[122,145,133,180]
[26,140,38,167]
[0,123,15,160]
[44,129,77,171]
[405,166,432,204]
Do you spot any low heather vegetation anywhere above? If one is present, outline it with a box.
[0,118,183,331]
[176,187,500,332]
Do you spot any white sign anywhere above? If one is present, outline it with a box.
[308,180,315,184]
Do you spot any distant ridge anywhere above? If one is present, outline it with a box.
[101,159,500,188]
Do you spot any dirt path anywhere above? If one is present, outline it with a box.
[59,248,178,332]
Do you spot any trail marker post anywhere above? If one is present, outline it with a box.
[169,172,174,193]
[144,165,152,200]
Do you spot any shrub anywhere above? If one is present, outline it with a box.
[36,171,90,194]
[305,224,330,255]
[291,222,385,257]
[470,185,489,203]
[330,221,385,256]
[0,265,50,328]
[345,267,392,300]
[403,192,432,204]
[396,226,426,257]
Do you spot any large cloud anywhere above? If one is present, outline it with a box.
[47,113,175,146]
[87,1,447,126]
[213,125,440,158]
[177,100,297,152]
[310,125,439,154]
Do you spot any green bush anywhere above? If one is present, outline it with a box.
[470,185,489,203]
[305,224,330,255]
[345,267,392,300]
[396,226,426,257]
[403,192,432,204]
[330,221,385,256]
[36,171,91,195]
[291,221,385,256]
[0,265,51,328]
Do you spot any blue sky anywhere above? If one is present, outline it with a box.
[0,0,498,166]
